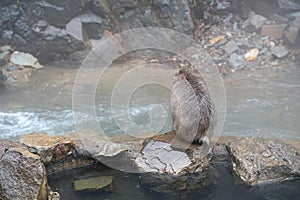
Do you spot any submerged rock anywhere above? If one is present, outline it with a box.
[0,147,49,200]
[227,138,300,185]
[73,176,113,191]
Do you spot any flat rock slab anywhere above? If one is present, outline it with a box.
[135,131,211,174]
[135,140,192,174]
[73,176,113,191]
[10,51,43,69]
[227,138,300,185]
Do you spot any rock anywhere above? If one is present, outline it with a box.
[140,166,218,196]
[48,191,60,200]
[0,50,10,66]
[10,51,43,69]
[236,38,251,49]
[73,176,113,191]
[135,140,192,174]
[245,48,260,62]
[277,0,300,10]
[209,35,225,45]
[286,11,300,18]
[271,46,289,58]
[0,147,49,200]
[223,40,239,55]
[285,17,300,45]
[227,138,300,185]
[20,133,76,164]
[212,143,228,162]
[228,53,244,69]
[66,12,103,41]
[250,14,267,29]
[260,24,287,39]
[2,64,33,85]
[0,0,194,63]
[135,131,211,175]
[269,14,289,24]
[243,12,267,30]
[45,152,95,174]
[0,140,21,157]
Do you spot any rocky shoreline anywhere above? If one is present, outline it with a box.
[0,132,299,200]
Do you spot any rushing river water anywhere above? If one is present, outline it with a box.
[0,60,299,200]
[0,61,299,141]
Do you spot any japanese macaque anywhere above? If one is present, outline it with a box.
[170,66,216,147]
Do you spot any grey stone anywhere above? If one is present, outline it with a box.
[285,17,300,45]
[223,41,239,55]
[236,38,251,49]
[66,12,103,41]
[10,51,44,69]
[271,46,289,58]
[242,12,267,29]
[0,147,49,200]
[251,14,267,29]
[286,11,300,18]
[135,140,192,174]
[269,14,289,24]
[0,51,10,62]
[0,0,194,63]
[229,53,244,69]
[37,20,48,28]
[251,34,264,49]
[227,138,300,185]
[277,0,300,10]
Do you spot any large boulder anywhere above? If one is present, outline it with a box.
[227,138,300,185]
[0,147,49,200]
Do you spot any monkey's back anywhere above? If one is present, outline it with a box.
[170,67,216,144]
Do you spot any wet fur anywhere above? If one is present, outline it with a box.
[170,67,216,145]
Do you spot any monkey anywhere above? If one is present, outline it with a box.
[170,66,216,147]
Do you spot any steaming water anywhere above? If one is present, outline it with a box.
[0,63,299,141]
[0,103,172,140]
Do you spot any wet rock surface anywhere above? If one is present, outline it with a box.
[227,138,300,185]
[0,147,49,200]
[20,132,76,164]
[135,131,211,174]
[1,133,300,199]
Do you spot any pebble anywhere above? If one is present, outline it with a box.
[229,53,244,68]
[209,35,225,45]
[245,48,259,62]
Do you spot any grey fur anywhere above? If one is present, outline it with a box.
[170,67,216,145]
